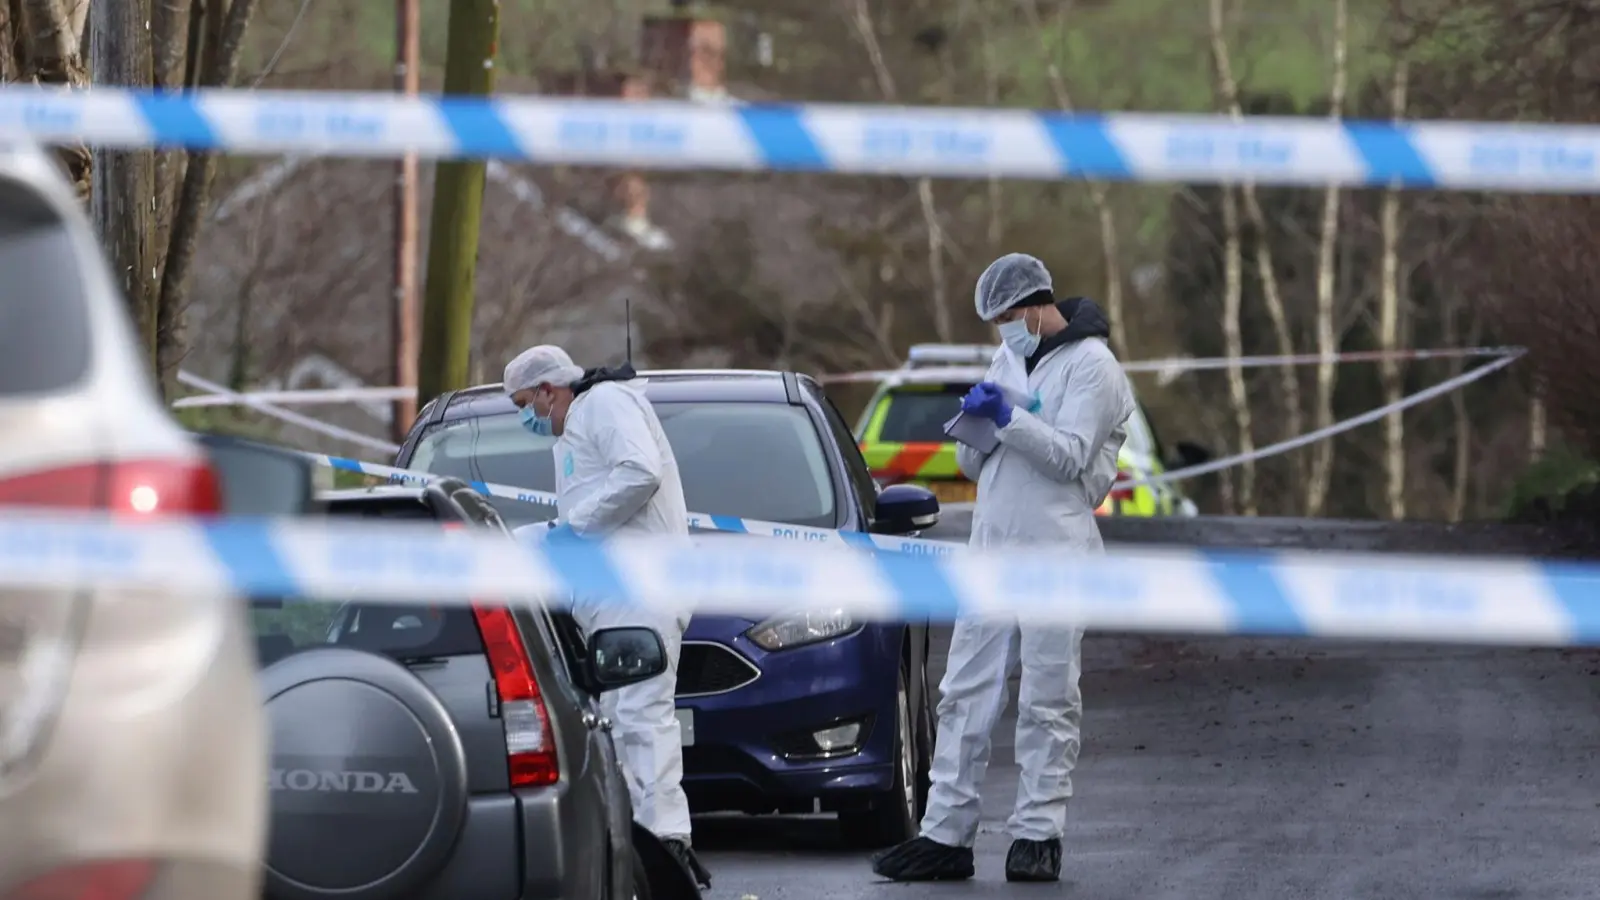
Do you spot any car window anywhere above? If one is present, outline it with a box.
[249,496,486,666]
[409,401,839,529]
[816,391,878,508]
[197,437,313,516]
[0,177,90,395]
[878,387,968,443]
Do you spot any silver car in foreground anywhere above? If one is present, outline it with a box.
[0,143,267,898]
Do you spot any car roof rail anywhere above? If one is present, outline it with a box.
[781,371,802,404]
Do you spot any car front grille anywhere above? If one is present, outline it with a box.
[676,641,760,697]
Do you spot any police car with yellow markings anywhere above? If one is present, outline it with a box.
[854,344,1202,516]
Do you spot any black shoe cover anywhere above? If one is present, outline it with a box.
[663,838,713,890]
[1005,837,1063,882]
[870,836,975,882]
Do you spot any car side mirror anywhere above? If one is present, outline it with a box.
[1169,441,1213,470]
[587,626,668,692]
[192,432,316,516]
[872,483,940,535]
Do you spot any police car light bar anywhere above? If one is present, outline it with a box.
[904,344,998,368]
[886,367,991,386]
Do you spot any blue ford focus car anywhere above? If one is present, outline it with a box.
[394,369,939,847]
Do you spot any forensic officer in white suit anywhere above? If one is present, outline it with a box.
[503,344,711,890]
[872,253,1134,883]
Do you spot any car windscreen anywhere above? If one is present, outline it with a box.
[0,177,90,395]
[408,401,838,530]
[249,497,485,666]
[877,386,970,443]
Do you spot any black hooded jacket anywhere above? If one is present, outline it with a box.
[1024,296,1112,375]
[570,362,638,397]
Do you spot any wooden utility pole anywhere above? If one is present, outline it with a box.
[416,0,501,409]
[391,0,420,439]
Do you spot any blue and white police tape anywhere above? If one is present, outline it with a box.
[303,451,964,556]
[2,509,1599,647]
[5,87,1600,192]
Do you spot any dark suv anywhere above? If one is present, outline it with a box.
[250,479,698,899]
[394,369,941,848]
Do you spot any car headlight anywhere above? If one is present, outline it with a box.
[745,608,858,651]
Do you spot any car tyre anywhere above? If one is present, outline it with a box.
[838,656,931,849]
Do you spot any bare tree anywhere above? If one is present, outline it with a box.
[157,0,261,392]
[1221,185,1256,515]
[1305,0,1348,516]
[91,0,260,389]
[1207,0,1301,502]
[15,0,90,195]
[0,5,16,81]
[1443,294,1482,523]
[975,6,1003,251]
[90,0,158,351]
[1020,0,1128,357]
[1377,57,1410,519]
[844,0,952,343]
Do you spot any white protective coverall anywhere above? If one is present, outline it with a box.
[544,378,694,841]
[918,329,1134,848]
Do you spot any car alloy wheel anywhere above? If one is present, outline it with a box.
[838,660,922,848]
[896,683,917,828]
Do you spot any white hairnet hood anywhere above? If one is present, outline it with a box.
[975,253,1053,322]
[503,344,584,395]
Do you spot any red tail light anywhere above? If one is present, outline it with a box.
[0,459,221,516]
[472,604,559,788]
[5,859,156,900]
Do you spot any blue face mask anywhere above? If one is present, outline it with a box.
[998,309,1041,358]
[520,405,554,437]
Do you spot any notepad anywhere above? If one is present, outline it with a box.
[943,411,1000,454]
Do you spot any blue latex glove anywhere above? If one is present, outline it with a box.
[544,522,583,544]
[960,381,1013,427]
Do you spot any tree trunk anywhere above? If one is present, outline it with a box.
[416,0,501,408]
[19,0,89,197]
[977,7,1001,251]
[1445,299,1480,524]
[846,0,952,342]
[0,3,20,81]
[1222,184,1257,515]
[1208,0,1300,505]
[1305,0,1348,517]
[89,0,159,366]
[1022,0,1127,357]
[1529,392,1547,461]
[1378,58,1410,520]
[150,0,193,259]
[155,0,259,396]
[916,178,951,342]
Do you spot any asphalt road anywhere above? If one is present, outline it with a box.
[693,631,1600,899]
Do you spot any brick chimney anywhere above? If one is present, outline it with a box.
[539,66,671,252]
[640,10,728,103]
[613,72,668,251]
